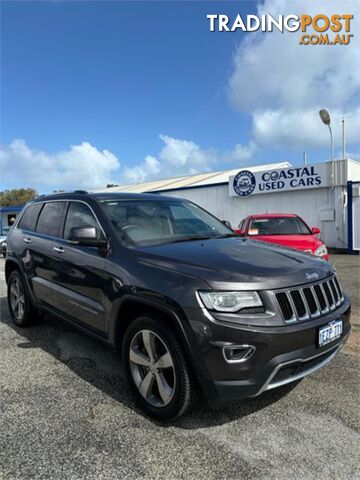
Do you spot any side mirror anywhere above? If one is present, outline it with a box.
[68,226,107,247]
[234,228,245,236]
[312,226,321,235]
[222,220,232,230]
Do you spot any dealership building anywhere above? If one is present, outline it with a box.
[0,205,24,235]
[98,159,360,251]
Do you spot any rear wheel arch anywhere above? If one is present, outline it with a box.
[5,259,22,283]
[7,269,37,326]
[5,259,38,308]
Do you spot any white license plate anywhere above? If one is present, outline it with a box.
[319,320,343,347]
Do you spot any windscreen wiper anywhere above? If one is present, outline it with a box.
[169,235,214,244]
[214,233,239,238]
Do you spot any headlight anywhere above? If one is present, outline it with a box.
[198,291,262,313]
[314,244,328,257]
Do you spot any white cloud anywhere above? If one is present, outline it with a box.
[122,135,256,184]
[122,135,214,183]
[223,141,257,162]
[0,135,256,189]
[253,108,360,151]
[123,155,161,184]
[228,0,360,150]
[0,140,120,190]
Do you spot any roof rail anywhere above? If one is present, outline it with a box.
[72,190,88,194]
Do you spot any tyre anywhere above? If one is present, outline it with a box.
[7,270,36,327]
[123,315,198,421]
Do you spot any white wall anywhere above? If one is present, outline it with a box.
[348,159,360,181]
[163,185,346,248]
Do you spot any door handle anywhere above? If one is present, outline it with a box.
[53,246,65,254]
[23,238,32,244]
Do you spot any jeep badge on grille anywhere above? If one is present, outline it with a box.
[305,272,319,281]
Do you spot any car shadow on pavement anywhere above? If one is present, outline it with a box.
[0,295,297,429]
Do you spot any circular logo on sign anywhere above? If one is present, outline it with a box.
[233,170,256,196]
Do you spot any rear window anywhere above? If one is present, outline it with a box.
[17,203,43,232]
[36,202,66,237]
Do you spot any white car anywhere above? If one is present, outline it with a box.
[0,226,11,257]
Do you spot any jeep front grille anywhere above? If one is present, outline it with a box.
[275,275,344,323]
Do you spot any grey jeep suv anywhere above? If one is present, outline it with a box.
[5,191,351,421]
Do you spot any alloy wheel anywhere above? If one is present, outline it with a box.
[129,329,176,407]
[10,277,25,321]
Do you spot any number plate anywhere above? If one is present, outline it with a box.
[319,320,343,347]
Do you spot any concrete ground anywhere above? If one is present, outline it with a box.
[0,254,359,480]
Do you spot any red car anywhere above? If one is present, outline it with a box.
[235,213,329,260]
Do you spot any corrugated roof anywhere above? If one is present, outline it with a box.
[94,161,291,194]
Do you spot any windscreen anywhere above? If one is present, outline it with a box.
[249,217,311,236]
[100,199,232,246]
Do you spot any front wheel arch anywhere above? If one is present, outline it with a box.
[114,298,190,350]
[110,296,202,380]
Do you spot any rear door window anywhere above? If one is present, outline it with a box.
[36,202,66,237]
[17,203,43,232]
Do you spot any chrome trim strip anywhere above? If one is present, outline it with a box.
[266,348,339,391]
[297,289,310,320]
[310,285,322,316]
[52,282,106,313]
[326,280,336,310]
[307,286,320,318]
[319,283,331,313]
[68,300,99,315]
[222,345,256,364]
[334,278,344,302]
[15,199,107,241]
[256,332,349,396]
[277,275,344,323]
[330,278,341,307]
[285,291,298,323]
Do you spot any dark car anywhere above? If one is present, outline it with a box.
[5,192,351,421]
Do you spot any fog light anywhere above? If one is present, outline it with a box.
[223,345,256,363]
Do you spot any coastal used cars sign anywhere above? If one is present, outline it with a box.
[229,163,329,197]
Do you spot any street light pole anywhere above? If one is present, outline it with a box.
[328,123,334,161]
[319,109,334,187]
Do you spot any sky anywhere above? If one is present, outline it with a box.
[1,0,359,194]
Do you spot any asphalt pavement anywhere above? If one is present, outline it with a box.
[0,255,359,480]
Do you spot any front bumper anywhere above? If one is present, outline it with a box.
[184,296,351,406]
